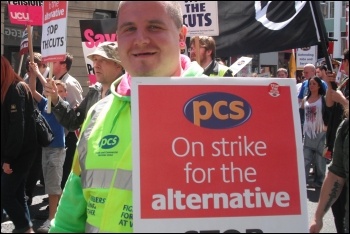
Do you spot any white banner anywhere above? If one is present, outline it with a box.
[41,1,68,62]
[181,1,219,37]
[230,57,253,76]
[296,46,317,69]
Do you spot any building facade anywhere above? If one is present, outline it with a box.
[1,1,120,94]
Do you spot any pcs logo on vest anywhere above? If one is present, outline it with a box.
[183,92,252,129]
[99,135,119,149]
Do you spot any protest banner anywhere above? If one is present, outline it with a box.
[296,46,318,69]
[181,1,219,37]
[19,26,31,55]
[41,1,68,63]
[230,57,253,76]
[41,1,68,113]
[7,1,43,26]
[17,26,33,75]
[181,1,219,65]
[79,19,117,85]
[131,77,307,232]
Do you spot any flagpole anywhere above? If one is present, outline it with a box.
[310,1,333,72]
[310,1,339,90]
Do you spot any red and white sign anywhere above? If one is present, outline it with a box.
[41,1,68,62]
[19,26,32,55]
[7,1,43,26]
[131,77,308,232]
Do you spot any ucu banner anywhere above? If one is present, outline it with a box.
[7,1,43,26]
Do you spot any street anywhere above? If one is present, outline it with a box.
[1,182,337,233]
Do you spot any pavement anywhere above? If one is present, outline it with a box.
[1,178,338,233]
[1,183,49,233]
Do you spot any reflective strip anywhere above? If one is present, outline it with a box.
[77,96,112,172]
[86,222,100,233]
[114,168,132,191]
[82,169,132,190]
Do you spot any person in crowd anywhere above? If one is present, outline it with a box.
[316,65,328,82]
[298,65,317,133]
[298,64,328,182]
[189,35,233,77]
[45,41,124,132]
[309,105,348,233]
[323,48,349,233]
[23,52,49,207]
[298,64,328,116]
[49,1,205,232]
[251,72,258,77]
[276,68,288,78]
[300,76,328,189]
[1,55,37,233]
[51,53,83,191]
[27,62,69,233]
[23,52,50,95]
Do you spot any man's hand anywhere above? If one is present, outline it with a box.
[43,79,59,106]
[325,71,336,84]
[28,62,41,77]
[325,71,338,90]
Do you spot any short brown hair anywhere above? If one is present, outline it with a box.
[26,52,47,71]
[190,36,216,60]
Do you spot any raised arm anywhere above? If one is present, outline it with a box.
[28,63,43,103]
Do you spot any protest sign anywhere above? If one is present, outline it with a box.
[7,1,43,26]
[230,57,253,76]
[131,77,307,232]
[79,19,117,85]
[41,1,68,62]
[296,46,317,69]
[181,1,219,37]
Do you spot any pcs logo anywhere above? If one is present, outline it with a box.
[99,135,119,149]
[183,92,252,129]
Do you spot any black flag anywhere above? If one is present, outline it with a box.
[214,1,328,57]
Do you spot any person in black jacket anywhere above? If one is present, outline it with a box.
[44,41,124,132]
[1,55,37,233]
[324,48,349,233]
[23,52,49,207]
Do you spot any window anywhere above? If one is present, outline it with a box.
[329,1,334,18]
[328,32,334,38]
[342,1,347,17]
[321,1,335,19]
[93,10,116,19]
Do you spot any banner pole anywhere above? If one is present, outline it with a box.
[27,25,34,63]
[18,54,24,76]
[46,62,53,114]
[195,36,200,65]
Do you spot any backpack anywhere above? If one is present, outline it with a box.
[33,107,55,147]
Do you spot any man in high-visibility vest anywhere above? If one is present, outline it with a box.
[49,2,205,233]
[189,35,233,77]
